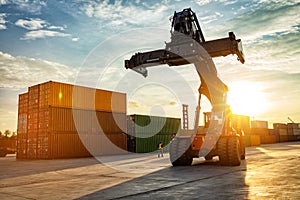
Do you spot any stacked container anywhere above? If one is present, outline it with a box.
[273,123,288,142]
[17,81,127,159]
[250,120,277,144]
[287,123,300,141]
[127,114,180,153]
[250,120,269,136]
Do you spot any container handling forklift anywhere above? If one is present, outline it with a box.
[125,8,246,166]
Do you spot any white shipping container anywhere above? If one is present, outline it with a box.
[293,129,300,136]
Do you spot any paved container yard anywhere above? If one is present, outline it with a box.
[1,142,299,199]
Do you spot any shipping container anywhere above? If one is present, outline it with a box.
[279,135,289,143]
[287,123,300,129]
[287,123,300,136]
[17,81,128,159]
[128,114,181,137]
[260,135,276,144]
[17,93,29,159]
[18,107,127,159]
[135,134,173,153]
[269,129,280,143]
[127,114,181,153]
[273,123,288,137]
[243,135,251,147]
[251,120,268,129]
[30,81,126,113]
[273,123,287,130]
[243,135,260,146]
[250,135,260,146]
[47,133,127,159]
[232,114,250,135]
[250,128,269,136]
[287,135,296,142]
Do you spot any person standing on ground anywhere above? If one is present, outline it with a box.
[157,141,163,158]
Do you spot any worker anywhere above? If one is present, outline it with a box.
[157,141,163,158]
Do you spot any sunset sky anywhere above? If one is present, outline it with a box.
[0,0,299,131]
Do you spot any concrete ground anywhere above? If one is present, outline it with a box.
[0,142,299,199]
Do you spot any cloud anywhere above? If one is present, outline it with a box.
[21,30,71,40]
[0,24,6,30]
[201,12,224,24]
[72,37,80,42]
[15,18,71,40]
[0,0,8,5]
[194,0,215,6]
[0,51,77,89]
[82,0,169,27]
[3,0,46,14]
[0,13,7,30]
[48,25,65,31]
[209,1,300,73]
[15,18,47,30]
[221,1,300,43]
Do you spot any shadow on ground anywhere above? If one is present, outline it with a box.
[0,155,99,179]
[77,158,250,200]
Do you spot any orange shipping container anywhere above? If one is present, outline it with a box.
[17,92,28,159]
[250,135,261,146]
[260,135,276,144]
[48,133,127,159]
[250,128,269,136]
[279,135,288,142]
[17,81,128,159]
[32,107,127,159]
[31,81,126,113]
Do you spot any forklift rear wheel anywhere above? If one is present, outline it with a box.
[227,137,241,166]
[217,137,229,165]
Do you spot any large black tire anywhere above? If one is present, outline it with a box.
[218,137,242,166]
[227,137,241,166]
[217,137,228,166]
[170,138,193,166]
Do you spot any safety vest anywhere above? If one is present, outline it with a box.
[158,143,163,150]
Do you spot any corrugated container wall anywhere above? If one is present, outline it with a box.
[251,120,268,129]
[17,93,28,159]
[17,81,127,159]
[273,123,289,142]
[34,81,126,113]
[287,123,300,141]
[127,114,180,153]
[287,123,300,136]
[250,120,269,137]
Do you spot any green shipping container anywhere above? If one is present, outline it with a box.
[129,114,181,136]
[135,134,173,153]
[127,115,180,153]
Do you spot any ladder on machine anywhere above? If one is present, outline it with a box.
[182,104,189,130]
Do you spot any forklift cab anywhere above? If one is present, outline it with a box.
[203,110,234,135]
[171,8,205,43]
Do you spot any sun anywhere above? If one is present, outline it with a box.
[227,81,267,117]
